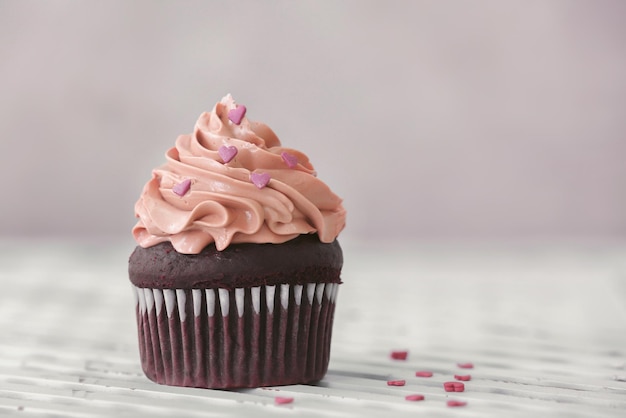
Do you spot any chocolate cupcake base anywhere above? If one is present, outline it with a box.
[132,282,339,388]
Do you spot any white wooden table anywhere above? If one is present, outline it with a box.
[1,239,625,417]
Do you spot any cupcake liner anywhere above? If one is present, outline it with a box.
[132,283,339,389]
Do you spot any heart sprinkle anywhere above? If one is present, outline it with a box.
[443,382,465,392]
[218,145,238,163]
[415,371,433,378]
[250,172,271,189]
[387,379,406,386]
[227,105,246,125]
[390,350,408,360]
[281,151,298,168]
[172,179,191,197]
[405,394,425,401]
[457,362,474,369]
[274,396,294,405]
[454,374,471,381]
[447,400,467,407]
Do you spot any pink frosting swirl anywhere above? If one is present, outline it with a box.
[132,95,346,254]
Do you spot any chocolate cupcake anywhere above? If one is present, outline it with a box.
[129,95,346,389]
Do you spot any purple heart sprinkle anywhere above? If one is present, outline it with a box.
[172,179,192,197]
[281,151,298,168]
[250,172,271,189]
[218,145,238,163]
[227,105,247,125]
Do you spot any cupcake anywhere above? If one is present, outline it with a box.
[128,95,346,389]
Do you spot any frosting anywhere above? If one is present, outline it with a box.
[133,95,346,254]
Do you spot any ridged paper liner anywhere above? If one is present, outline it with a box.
[132,283,339,389]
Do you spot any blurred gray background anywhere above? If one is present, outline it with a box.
[1,0,625,244]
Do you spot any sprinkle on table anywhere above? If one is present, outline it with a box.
[218,145,238,163]
[405,394,425,401]
[281,151,298,168]
[415,371,433,378]
[274,396,294,405]
[390,350,408,360]
[447,400,467,407]
[387,379,406,386]
[455,374,471,381]
[227,105,247,125]
[172,179,192,197]
[443,382,465,392]
[250,172,271,189]
[457,362,474,369]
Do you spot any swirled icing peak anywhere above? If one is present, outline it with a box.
[132,94,346,254]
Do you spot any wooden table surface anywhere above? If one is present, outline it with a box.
[1,239,625,417]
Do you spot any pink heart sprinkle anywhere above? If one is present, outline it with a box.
[227,105,246,125]
[172,179,191,197]
[387,379,406,386]
[447,400,467,407]
[390,350,408,360]
[218,145,238,163]
[454,374,471,381]
[281,151,298,168]
[457,362,474,369]
[274,396,293,405]
[250,172,271,189]
[405,394,425,402]
[415,371,433,378]
[444,382,465,392]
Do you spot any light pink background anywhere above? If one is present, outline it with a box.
[1,0,625,243]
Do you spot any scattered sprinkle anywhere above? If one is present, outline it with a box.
[250,172,271,189]
[274,396,294,405]
[387,379,406,386]
[172,179,191,197]
[405,394,425,401]
[415,371,433,378]
[228,105,247,125]
[218,145,238,163]
[447,400,467,408]
[457,362,474,369]
[391,350,408,360]
[454,374,471,381]
[443,382,465,392]
[281,151,298,168]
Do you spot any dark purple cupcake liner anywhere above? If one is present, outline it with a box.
[132,283,339,389]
